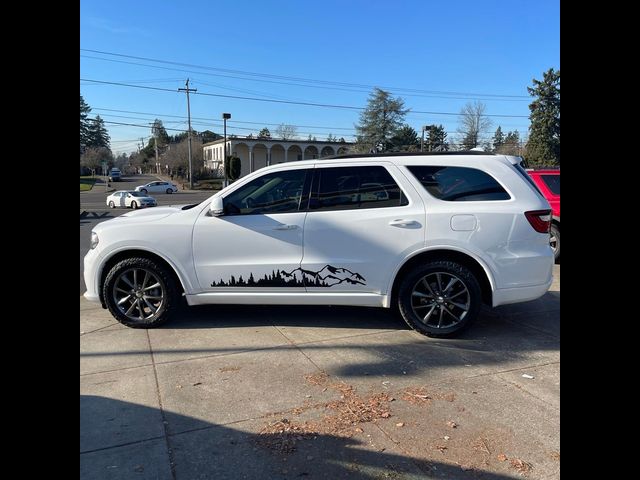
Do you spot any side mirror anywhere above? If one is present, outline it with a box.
[209,196,224,216]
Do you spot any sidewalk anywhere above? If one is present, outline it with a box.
[81,267,560,479]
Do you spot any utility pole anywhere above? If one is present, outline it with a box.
[178,79,197,189]
[150,123,160,174]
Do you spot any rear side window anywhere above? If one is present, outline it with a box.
[406,166,510,201]
[541,174,560,195]
[310,166,408,211]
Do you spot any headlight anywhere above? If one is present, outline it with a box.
[90,231,99,249]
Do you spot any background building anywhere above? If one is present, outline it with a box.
[203,137,353,178]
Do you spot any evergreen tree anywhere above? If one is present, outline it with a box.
[151,119,170,147]
[258,128,271,139]
[389,124,419,151]
[80,95,92,153]
[86,115,111,149]
[492,126,505,152]
[527,68,560,166]
[427,125,449,152]
[355,88,409,152]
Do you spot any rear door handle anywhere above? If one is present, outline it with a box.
[389,219,419,227]
[273,224,299,230]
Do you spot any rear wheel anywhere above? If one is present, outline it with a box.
[140,189,147,195]
[398,260,482,337]
[166,188,173,194]
[103,257,179,328]
[550,224,560,262]
[131,201,138,209]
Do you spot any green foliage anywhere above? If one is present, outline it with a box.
[200,130,221,144]
[151,119,170,147]
[527,68,560,166]
[86,115,111,149]
[355,88,409,152]
[80,95,92,153]
[226,156,241,182]
[258,128,271,139]
[389,124,419,151]
[492,126,504,152]
[427,125,449,152]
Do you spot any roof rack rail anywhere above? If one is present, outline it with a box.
[325,151,496,160]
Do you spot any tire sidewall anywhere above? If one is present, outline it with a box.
[398,260,482,337]
[550,224,560,261]
[131,201,138,209]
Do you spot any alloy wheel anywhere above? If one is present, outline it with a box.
[112,268,165,322]
[411,272,470,329]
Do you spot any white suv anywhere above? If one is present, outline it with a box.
[84,152,554,337]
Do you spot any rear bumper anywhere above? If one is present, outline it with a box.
[492,278,553,307]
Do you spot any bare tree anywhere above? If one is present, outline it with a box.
[80,147,113,174]
[456,101,492,149]
[275,124,298,140]
[163,137,203,176]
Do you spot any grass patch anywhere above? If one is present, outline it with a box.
[80,176,97,191]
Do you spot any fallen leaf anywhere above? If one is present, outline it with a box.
[380,412,391,418]
[497,454,508,462]
[446,421,458,428]
[396,422,404,427]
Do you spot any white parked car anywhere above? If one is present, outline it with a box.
[134,181,178,194]
[106,191,157,209]
[84,152,554,337]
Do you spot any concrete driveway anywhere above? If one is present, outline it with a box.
[80,265,559,479]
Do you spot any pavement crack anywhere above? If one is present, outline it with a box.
[146,330,177,480]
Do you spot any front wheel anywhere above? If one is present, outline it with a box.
[166,188,173,194]
[108,201,115,208]
[397,260,482,337]
[103,257,179,328]
[131,201,138,209]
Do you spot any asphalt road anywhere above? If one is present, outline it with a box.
[80,174,215,294]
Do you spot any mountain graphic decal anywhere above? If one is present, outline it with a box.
[210,265,366,288]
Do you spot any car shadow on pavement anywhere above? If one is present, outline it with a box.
[80,395,529,480]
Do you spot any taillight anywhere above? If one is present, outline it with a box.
[525,210,552,233]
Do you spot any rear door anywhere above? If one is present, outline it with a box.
[300,163,425,294]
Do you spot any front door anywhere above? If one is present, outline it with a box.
[192,166,312,291]
[301,163,425,294]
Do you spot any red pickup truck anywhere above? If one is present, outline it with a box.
[527,169,560,261]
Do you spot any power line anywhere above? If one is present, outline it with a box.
[81,48,530,100]
[92,107,358,131]
[81,78,530,118]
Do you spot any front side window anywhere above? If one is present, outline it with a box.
[406,166,510,201]
[223,169,309,215]
[310,166,408,211]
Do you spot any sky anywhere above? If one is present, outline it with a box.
[80,0,560,155]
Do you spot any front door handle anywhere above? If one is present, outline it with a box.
[273,224,299,230]
[389,219,419,227]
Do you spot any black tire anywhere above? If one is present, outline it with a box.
[166,188,173,194]
[140,189,147,195]
[108,201,115,208]
[131,201,138,209]
[397,260,482,337]
[103,257,179,328]
[550,224,560,262]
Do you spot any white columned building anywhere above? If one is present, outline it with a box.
[203,137,353,178]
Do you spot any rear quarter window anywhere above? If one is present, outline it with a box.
[406,166,510,201]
